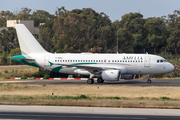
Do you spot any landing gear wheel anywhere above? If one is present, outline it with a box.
[97,78,104,83]
[147,74,152,84]
[147,79,152,83]
[87,78,94,84]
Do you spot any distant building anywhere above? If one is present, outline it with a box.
[0,20,39,38]
[7,20,39,35]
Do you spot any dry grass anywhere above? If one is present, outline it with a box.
[0,84,180,108]
[0,65,38,77]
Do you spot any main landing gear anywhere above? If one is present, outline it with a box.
[87,78,104,84]
[147,74,152,83]
[87,78,94,84]
[97,78,104,83]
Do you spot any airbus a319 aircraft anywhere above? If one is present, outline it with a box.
[12,24,174,84]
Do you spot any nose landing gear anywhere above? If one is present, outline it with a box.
[147,79,152,83]
[147,74,152,83]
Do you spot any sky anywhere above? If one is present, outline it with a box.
[1,0,180,22]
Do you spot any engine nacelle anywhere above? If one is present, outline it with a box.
[101,70,120,81]
[121,74,136,80]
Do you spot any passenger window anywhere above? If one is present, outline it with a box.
[108,60,110,62]
[55,60,57,62]
[83,60,85,62]
[112,60,114,62]
[65,60,67,62]
[60,60,62,62]
[104,60,106,62]
[157,60,159,63]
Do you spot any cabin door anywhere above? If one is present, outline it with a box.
[44,55,50,67]
[144,56,150,67]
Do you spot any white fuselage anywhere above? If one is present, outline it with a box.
[13,24,174,83]
[30,52,174,76]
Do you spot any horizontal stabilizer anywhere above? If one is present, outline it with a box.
[12,55,34,60]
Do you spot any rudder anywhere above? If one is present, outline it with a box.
[15,24,47,55]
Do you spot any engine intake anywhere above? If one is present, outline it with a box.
[101,70,121,81]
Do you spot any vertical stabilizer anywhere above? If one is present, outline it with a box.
[15,24,47,55]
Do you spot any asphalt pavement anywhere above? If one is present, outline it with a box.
[0,105,180,120]
[0,79,180,86]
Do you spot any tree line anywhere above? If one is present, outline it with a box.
[0,7,180,65]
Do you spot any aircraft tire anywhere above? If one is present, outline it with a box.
[97,78,104,83]
[147,79,152,83]
[87,78,94,84]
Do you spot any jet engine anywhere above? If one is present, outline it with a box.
[101,70,121,81]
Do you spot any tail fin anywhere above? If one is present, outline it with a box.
[15,24,47,55]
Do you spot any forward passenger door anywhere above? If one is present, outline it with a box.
[144,56,150,67]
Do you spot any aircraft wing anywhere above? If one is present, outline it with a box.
[49,62,129,72]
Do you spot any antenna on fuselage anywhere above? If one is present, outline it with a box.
[146,52,148,54]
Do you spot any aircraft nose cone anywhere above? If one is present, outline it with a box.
[168,63,174,72]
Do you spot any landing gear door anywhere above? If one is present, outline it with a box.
[44,55,50,67]
[144,56,150,67]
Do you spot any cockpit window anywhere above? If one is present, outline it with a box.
[157,59,167,63]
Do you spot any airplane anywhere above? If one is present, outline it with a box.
[12,24,174,84]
